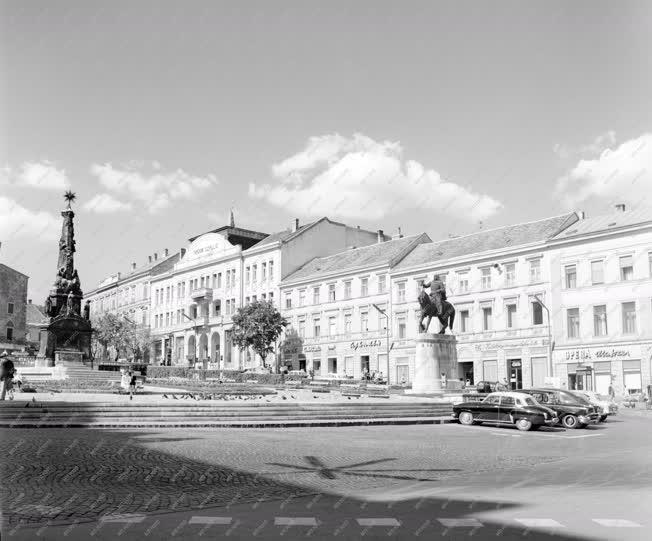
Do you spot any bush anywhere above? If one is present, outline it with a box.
[144,366,308,385]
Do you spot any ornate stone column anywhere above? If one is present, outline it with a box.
[407,333,458,395]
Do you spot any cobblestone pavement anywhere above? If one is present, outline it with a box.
[1,410,651,540]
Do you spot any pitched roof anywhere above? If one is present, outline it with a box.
[283,234,430,283]
[551,207,652,240]
[394,213,578,271]
[253,222,316,248]
[26,303,47,326]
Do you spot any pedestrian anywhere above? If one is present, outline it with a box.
[128,370,137,400]
[120,369,129,394]
[608,384,615,399]
[0,352,15,401]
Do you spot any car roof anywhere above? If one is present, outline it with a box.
[486,391,531,399]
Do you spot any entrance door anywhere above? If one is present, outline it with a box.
[298,355,306,371]
[344,356,355,377]
[328,357,337,374]
[460,362,474,385]
[360,355,370,378]
[313,359,321,375]
[509,359,523,390]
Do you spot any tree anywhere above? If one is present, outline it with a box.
[231,300,287,370]
[92,313,152,362]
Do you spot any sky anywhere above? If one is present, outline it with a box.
[1,0,652,303]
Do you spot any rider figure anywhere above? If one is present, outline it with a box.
[422,275,446,316]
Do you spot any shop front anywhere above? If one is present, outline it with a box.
[554,344,651,395]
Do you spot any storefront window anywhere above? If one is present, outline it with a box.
[623,360,641,393]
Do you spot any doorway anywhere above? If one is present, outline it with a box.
[509,359,523,390]
[360,355,370,378]
[312,359,321,375]
[298,355,306,371]
[569,368,593,391]
[459,361,474,385]
[328,357,337,374]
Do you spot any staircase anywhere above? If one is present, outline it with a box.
[0,400,453,428]
[59,362,123,384]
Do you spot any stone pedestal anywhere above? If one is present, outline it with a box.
[406,333,458,395]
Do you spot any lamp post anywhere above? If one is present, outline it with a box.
[533,294,553,379]
[182,312,198,367]
[372,303,391,393]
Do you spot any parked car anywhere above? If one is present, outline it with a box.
[452,391,559,431]
[570,390,618,422]
[517,388,599,428]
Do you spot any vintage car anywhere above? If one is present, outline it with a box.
[569,390,618,422]
[452,391,559,431]
[517,388,600,428]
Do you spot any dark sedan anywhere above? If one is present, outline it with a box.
[517,388,600,429]
[452,392,559,431]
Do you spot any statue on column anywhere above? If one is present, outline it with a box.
[66,291,75,316]
[417,275,456,334]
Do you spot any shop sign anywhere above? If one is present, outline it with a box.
[510,360,522,367]
[564,348,632,361]
[473,338,545,351]
[304,345,321,353]
[283,346,298,354]
[350,339,382,351]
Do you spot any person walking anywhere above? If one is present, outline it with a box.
[1,352,15,401]
[128,370,137,400]
[608,384,615,399]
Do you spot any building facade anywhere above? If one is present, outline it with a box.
[148,218,382,368]
[280,233,430,381]
[0,262,29,352]
[548,206,652,396]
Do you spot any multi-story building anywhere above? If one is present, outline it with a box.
[280,232,430,380]
[0,260,29,352]
[548,205,652,395]
[86,249,179,327]
[149,217,382,368]
[390,213,579,387]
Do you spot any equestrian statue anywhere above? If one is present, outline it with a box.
[418,275,455,334]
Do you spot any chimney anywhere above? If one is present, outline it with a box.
[392,227,404,240]
[131,262,137,271]
[377,229,384,243]
[148,255,152,264]
[164,248,169,257]
[180,248,186,257]
[28,299,32,304]
[154,252,158,261]
[292,218,299,232]
[615,203,626,213]
[577,211,586,220]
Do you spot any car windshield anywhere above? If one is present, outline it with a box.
[559,392,584,405]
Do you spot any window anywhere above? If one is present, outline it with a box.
[262,262,267,281]
[567,308,580,338]
[252,265,257,283]
[344,313,352,333]
[504,263,516,286]
[165,313,170,327]
[299,289,306,306]
[328,284,336,302]
[482,307,492,331]
[313,287,320,305]
[649,252,652,277]
[7,302,14,314]
[591,260,604,285]
[360,311,369,332]
[313,318,321,337]
[622,302,636,334]
[245,266,250,284]
[252,295,257,302]
[268,292,273,303]
[268,261,274,280]
[620,256,633,281]
[361,278,369,297]
[397,282,406,303]
[378,275,386,293]
[212,274,217,288]
[481,268,491,289]
[344,281,352,299]
[298,319,306,337]
[564,265,577,289]
[460,310,470,333]
[397,316,407,339]
[6,322,13,341]
[225,271,230,289]
[328,316,337,336]
[529,259,541,282]
[217,273,222,288]
[593,305,608,336]
[285,292,292,309]
[457,272,469,293]
[506,304,517,328]
[245,296,250,305]
[532,301,543,325]
[500,396,515,406]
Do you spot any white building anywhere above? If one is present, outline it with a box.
[280,232,430,381]
[547,205,652,395]
[390,213,579,388]
[149,217,383,368]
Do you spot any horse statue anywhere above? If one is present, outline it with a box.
[418,290,456,334]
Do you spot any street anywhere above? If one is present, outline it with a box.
[1,408,650,540]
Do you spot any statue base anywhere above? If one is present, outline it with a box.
[38,314,92,364]
[405,333,457,395]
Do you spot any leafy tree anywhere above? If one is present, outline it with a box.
[231,300,287,370]
[92,313,152,362]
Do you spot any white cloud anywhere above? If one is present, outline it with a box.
[0,196,60,241]
[0,161,70,190]
[89,162,218,213]
[83,193,133,214]
[553,131,616,160]
[554,133,651,209]
[249,133,502,222]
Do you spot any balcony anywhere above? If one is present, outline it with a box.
[190,287,213,301]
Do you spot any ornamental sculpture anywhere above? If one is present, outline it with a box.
[417,274,456,334]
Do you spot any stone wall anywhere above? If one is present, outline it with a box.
[0,264,28,347]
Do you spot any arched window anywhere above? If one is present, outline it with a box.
[6,321,14,341]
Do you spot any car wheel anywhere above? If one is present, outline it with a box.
[599,415,608,422]
[515,418,533,431]
[562,414,579,429]
[459,411,475,426]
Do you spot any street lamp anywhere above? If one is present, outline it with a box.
[182,312,199,367]
[372,303,391,392]
[533,294,553,379]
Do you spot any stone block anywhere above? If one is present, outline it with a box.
[406,333,458,395]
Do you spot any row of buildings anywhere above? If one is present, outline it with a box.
[85,205,652,396]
